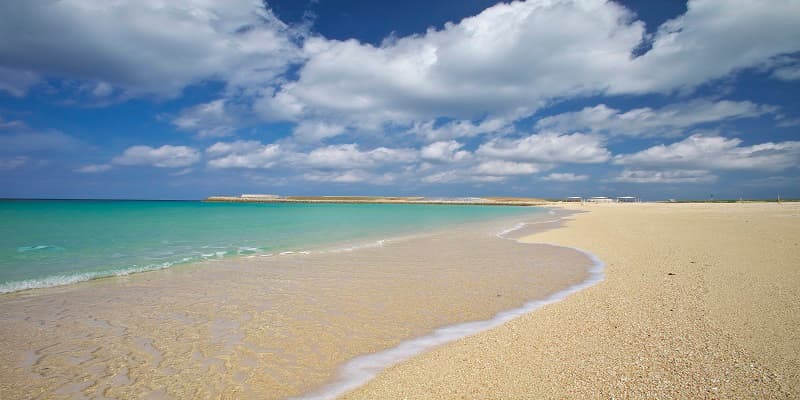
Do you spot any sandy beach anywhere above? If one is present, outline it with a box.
[344,202,800,399]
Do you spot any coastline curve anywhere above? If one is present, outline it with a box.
[294,211,605,400]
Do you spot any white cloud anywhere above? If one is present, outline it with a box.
[113,145,200,168]
[258,0,644,125]
[305,144,417,169]
[91,82,113,98]
[477,132,610,164]
[204,141,417,172]
[257,0,800,130]
[618,0,800,93]
[0,0,303,97]
[303,170,395,185]
[473,160,543,176]
[611,169,717,184]
[542,172,589,182]
[614,135,800,171]
[292,121,346,142]
[420,140,471,163]
[410,116,514,142]
[75,164,112,173]
[172,100,238,138]
[773,65,800,81]
[206,141,282,169]
[421,170,505,184]
[535,100,776,137]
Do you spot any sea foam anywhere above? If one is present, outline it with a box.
[294,214,605,400]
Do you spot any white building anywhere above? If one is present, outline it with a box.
[587,196,614,203]
[616,196,639,203]
[241,194,281,199]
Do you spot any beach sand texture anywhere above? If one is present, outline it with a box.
[344,202,800,399]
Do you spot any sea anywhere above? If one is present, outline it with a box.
[0,199,542,294]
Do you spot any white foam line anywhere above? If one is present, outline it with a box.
[494,218,563,238]
[293,215,605,400]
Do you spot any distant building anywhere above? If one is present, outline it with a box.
[616,196,639,203]
[565,196,583,202]
[587,196,613,203]
[241,194,282,199]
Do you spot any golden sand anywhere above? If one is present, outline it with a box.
[344,202,800,399]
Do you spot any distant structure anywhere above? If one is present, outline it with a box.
[565,196,583,203]
[587,196,614,203]
[616,196,640,203]
[241,194,282,199]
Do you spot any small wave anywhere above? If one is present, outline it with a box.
[201,251,228,259]
[0,260,181,294]
[279,250,311,256]
[296,211,605,400]
[326,239,389,253]
[495,222,527,238]
[495,218,564,239]
[294,245,605,400]
[237,247,261,255]
[17,244,64,253]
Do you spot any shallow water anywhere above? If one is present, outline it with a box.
[0,208,595,399]
[0,200,540,293]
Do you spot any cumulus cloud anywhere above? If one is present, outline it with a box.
[421,170,505,184]
[535,100,776,137]
[541,172,589,182]
[773,65,800,81]
[473,161,543,176]
[292,121,346,142]
[611,169,717,183]
[256,0,800,131]
[113,145,200,168]
[172,100,239,138]
[204,141,418,172]
[303,170,396,184]
[257,0,644,125]
[410,117,514,142]
[305,144,417,169]
[614,135,800,171]
[420,141,471,163]
[477,132,610,164]
[618,0,800,93]
[206,140,283,169]
[0,0,303,98]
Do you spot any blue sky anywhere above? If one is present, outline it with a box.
[0,0,798,200]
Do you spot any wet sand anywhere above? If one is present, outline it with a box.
[344,202,800,399]
[0,211,594,399]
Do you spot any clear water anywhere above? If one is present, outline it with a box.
[0,200,541,293]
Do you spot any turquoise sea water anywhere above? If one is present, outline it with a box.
[0,200,541,293]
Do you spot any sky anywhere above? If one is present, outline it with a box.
[0,0,799,200]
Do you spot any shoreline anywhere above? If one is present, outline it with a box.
[0,207,593,399]
[294,213,605,400]
[0,202,541,296]
[204,195,548,206]
[342,202,800,399]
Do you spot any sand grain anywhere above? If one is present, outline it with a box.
[344,202,800,399]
